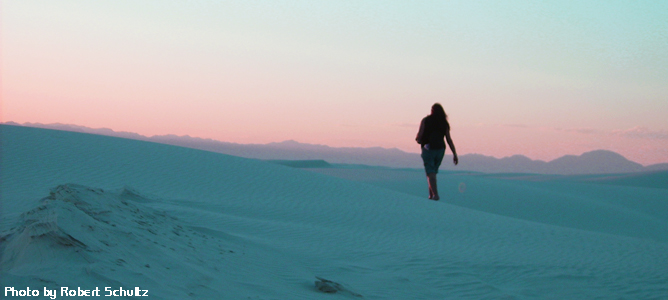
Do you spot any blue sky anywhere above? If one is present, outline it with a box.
[3,0,667,163]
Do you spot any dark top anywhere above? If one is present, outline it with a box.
[416,115,449,150]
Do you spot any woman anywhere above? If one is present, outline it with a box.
[415,103,458,200]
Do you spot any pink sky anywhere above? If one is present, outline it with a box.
[2,1,667,165]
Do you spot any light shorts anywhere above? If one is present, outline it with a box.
[421,147,445,174]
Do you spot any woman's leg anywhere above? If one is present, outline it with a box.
[427,175,434,199]
[422,147,444,200]
[427,173,439,200]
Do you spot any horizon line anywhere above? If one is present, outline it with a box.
[3,121,666,167]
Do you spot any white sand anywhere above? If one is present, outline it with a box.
[2,125,667,299]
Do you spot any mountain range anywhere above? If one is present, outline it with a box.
[5,122,667,174]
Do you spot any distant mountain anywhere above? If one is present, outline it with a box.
[436,151,648,174]
[545,150,645,174]
[645,163,668,172]
[5,122,667,174]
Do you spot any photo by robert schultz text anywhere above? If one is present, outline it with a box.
[5,286,149,298]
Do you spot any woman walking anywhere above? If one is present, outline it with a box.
[416,103,458,200]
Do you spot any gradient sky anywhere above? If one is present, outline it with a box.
[3,1,668,165]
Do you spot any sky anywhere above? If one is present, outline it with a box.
[2,0,668,165]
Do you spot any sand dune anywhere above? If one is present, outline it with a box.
[2,125,667,299]
[310,168,668,243]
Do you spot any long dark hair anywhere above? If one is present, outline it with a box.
[431,103,450,131]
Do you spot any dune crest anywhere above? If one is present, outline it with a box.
[1,184,233,298]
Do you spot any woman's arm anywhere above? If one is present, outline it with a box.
[415,118,426,144]
[445,130,458,165]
